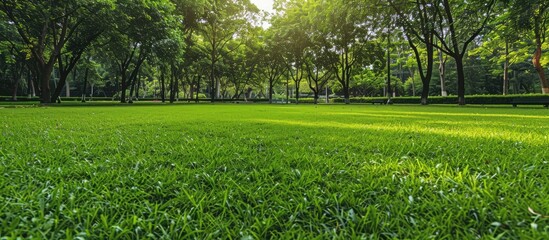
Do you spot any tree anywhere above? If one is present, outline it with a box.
[259,28,286,104]
[305,57,332,104]
[0,0,115,103]
[0,14,29,100]
[390,0,436,105]
[469,9,531,95]
[269,0,311,104]
[323,0,380,104]
[506,0,549,94]
[172,0,207,101]
[50,2,112,102]
[181,37,209,102]
[105,0,175,103]
[200,0,258,102]
[433,0,496,105]
[304,39,333,104]
[219,26,262,100]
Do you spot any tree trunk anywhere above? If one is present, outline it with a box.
[65,78,70,97]
[128,77,136,104]
[81,67,89,102]
[113,73,119,100]
[161,69,166,103]
[210,72,215,103]
[135,71,141,100]
[286,79,289,104]
[386,32,392,105]
[420,83,429,105]
[503,39,510,95]
[216,77,220,100]
[143,76,147,98]
[169,66,179,103]
[169,70,175,103]
[533,42,549,94]
[120,73,127,103]
[39,68,53,104]
[189,79,194,102]
[177,84,180,101]
[439,49,447,96]
[27,69,33,98]
[421,42,434,105]
[455,54,466,105]
[11,78,20,101]
[269,80,273,104]
[10,64,24,101]
[195,74,201,103]
[295,84,300,104]
[52,76,67,103]
[343,84,350,104]
[52,58,78,102]
[246,88,253,101]
[325,86,329,104]
[174,72,179,102]
[32,72,39,97]
[127,59,145,103]
[411,70,416,97]
[210,30,217,103]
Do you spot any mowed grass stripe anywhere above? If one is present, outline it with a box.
[0,105,548,238]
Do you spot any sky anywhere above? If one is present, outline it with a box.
[250,0,274,13]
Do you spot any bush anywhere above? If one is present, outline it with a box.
[1,96,40,102]
[331,94,549,105]
[3,94,548,105]
[292,98,319,104]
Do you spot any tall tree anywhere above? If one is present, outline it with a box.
[390,0,436,105]
[0,0,115,103]
[106,0,175,103]
[433,0,496,105]
[274,0,309,104]
[260,28,285,103]
[323,0,379,104]
[304,37,333,104]
[469,9,531,95]
[172,0,207,100]
[200,0,258,102]
[0,14,29,100]
[305,58,332,104]
[50,2,112,102]
[506,0,549,94]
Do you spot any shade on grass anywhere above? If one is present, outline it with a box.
[0,104,548,238]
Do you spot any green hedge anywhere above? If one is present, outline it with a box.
[1,96,40,102]
[3,95,548,105]
[0,96,270,103]
[290,98,319,104]
[331,95,549,105]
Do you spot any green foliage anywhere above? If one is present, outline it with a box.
[404,75,422,96]
[331,94,549,105]
[2,0,549,101]
[1,105,549,238]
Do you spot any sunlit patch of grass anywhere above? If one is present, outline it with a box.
[250,118,548,146]
[375,109,549,120]
[0,104,548,238]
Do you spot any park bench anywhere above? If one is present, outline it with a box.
[370,99,386,105]
[511,97,549,108]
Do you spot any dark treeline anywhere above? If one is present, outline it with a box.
[1,0,547,104]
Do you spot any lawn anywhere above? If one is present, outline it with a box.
[0,104,548,238]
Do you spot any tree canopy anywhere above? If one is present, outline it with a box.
[1,0,548,104]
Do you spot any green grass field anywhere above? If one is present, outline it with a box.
[1,104,548,238]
